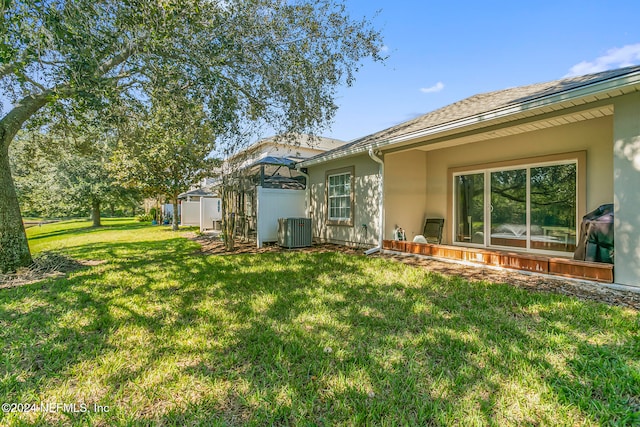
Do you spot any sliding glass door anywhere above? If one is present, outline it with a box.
[454,173,484,245]
[529,163,577,252]
[453,160,577,254]
[490,169,527,248]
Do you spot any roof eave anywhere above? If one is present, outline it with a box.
[300,70,640,168]
[298,141,386,167]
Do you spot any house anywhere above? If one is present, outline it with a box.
[198,134,346,240]
[226,134,346,170]
[178,187,217,202]
[299,65,640,290]
[176,188,220,227]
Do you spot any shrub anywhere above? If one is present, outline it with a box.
[136,214,154,222]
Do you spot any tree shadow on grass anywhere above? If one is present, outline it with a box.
[27,221,153,243]
[1,236,638,426]
[546,340,640,425]
[157,258,637,425]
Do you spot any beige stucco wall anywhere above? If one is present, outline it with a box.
[307,153,380,246]
[613,92,640,287]
[383,150,428,241]
[383,116,614,245]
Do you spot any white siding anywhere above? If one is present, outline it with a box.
[180,201,200,226]
[256,187,306,247]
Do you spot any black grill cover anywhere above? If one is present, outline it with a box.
[574,204,614,263]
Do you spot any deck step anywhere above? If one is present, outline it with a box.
[382,240,613,283]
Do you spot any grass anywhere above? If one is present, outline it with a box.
[1,218,638,426]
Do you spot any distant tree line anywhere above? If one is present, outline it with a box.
[9,129,143,223]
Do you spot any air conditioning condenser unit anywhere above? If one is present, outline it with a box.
[278,217,312,248]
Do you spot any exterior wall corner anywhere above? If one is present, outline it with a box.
[613,92,640,288]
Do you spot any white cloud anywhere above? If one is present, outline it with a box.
[420,82,444,93]
[380,45,389,53]
[565,43,640,77]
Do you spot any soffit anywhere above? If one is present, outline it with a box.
[404,104,615,153]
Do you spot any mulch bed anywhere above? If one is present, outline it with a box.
[190,234,640,311]
[190,234,362,256]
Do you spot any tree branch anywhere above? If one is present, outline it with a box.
[37,58,66,67]
[216,72,268,111]
[15,70,47,92]
[1,44,138,149]
[0,63,16,79]
[94,44,137,78]
[1,92,51,150]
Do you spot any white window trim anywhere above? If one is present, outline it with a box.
[328,172,351,220]
[325,166,354,226]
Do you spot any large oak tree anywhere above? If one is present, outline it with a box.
[0,0,384,272]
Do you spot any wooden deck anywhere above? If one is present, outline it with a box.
[382,240,614,283]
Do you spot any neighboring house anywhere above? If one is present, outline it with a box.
[194,134,346,240]
[176,188,220,227]
[178,187,217,202]
[226,134,346,170]
[299,65,640,289]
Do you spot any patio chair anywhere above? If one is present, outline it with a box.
[423,218,444,244]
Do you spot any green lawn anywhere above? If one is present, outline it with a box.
[1,219,638,426]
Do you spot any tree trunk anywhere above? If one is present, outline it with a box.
[0,144,33,272]
[91,199,101,227]
[0,52,134,271]
[222,184,235,251]
[0,92,55,272]
[172,195,179,231]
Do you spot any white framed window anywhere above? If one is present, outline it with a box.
[326,167,354,226]
[452,155,582,255]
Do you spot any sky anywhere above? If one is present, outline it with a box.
[4,1,640,145]
[326,0,640,142]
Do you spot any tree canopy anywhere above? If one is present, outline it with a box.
[112,88,219,231]
[10,129,141,223]
[0,0,384,272]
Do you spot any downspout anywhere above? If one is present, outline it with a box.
[365,148,384,255]
[296,166,311,218]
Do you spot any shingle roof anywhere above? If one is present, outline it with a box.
[302,65,640,165]
[178,188,216,199]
